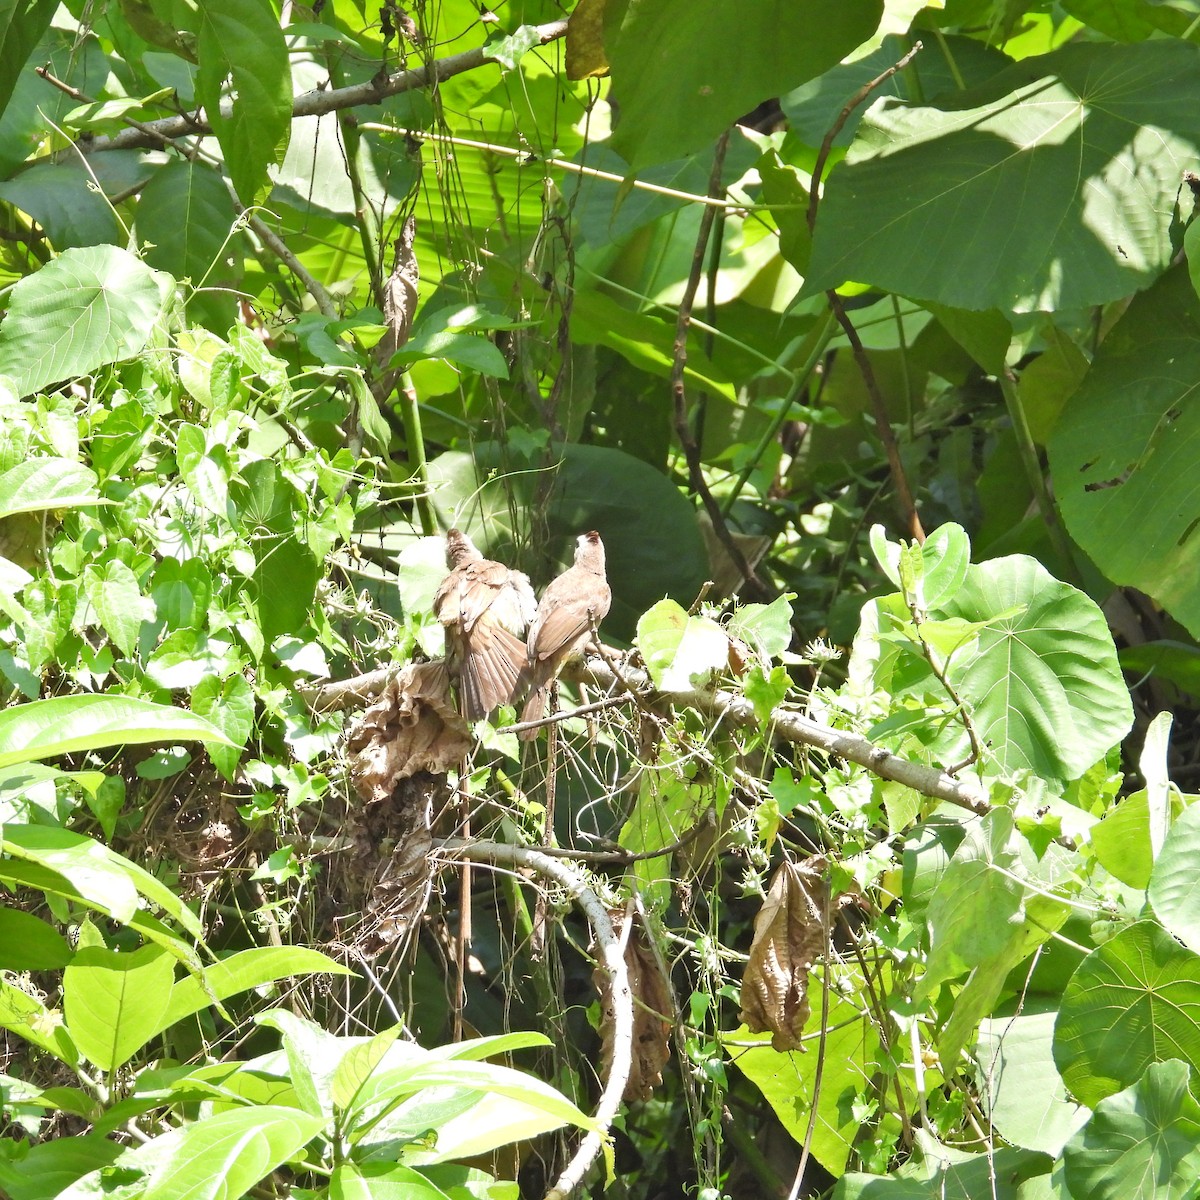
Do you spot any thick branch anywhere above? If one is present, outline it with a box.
[436,838,631,1199]
[571,658,989,814]
[301,659,989,813]
[78,20,569,155]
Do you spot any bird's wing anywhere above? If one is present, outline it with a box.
[456,622,527,720]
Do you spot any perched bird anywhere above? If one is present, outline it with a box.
[519,530,612,738]
[433,529,536,721]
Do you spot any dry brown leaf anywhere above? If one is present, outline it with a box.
[564,0,609,80]
[346,660,471,801]
[738,856,829,1053]
[379,215,419,362]
[356,771,438,958]
[595,911,673,1102]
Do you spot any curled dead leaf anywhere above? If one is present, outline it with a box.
[595,911,673,1102]
[345,660,471,801]
[738,856,829,1053]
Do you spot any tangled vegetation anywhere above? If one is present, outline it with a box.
[2,1,1200,1198]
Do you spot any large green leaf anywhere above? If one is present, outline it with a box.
[1062,1060,1200,1200]
[0,0,59,121]
[63,943,176,1071]
[0,693,233,768]
[977,1009,1090,1156]
[0,1133,121,1200]
[156,947,351,1043]
[118,1106,325,1200]
[941,556,1133,783]
[1149,803,1200,954]
[1048,266,1200,641]
[833,1136,1050,1200]
[195,0,291,204]
[0,459,100,517]
[1054,921,1200,1108]
[2,825,204,942]
[728,972,881,1174]
[0,246,173,397]
[0,906,72,970]
[605,0,884,169]
[427,442,709,641]
[804,41,1200,312]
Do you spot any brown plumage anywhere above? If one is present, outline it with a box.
[519,530,612,739]
[433,529,536,722]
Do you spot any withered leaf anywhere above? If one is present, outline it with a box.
[595,911,673,1102]
[738,856,829,1053]
[379,215,419,363]
[346,660,471,802]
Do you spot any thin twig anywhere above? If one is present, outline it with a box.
[436,838,631,1199]
[807,44,927,544]
[669,131,766,595]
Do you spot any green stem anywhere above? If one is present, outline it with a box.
[721,304,836,516]
[998,369,1080,582]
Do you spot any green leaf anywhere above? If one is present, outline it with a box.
[833,1139,1051,1199]
[605,0,884,168]
[0,459,100,518]
[393,328,510,378]
[920,809,1028,996]
[252,536,320,649]
[1089,790,1153,889]
[635,598,730,690]
[2,824,204,942]
[727,594,796,663]
[1062,1060,1200,1200]
[569,287,737,402]
[0,976,78,1064]
[190,673,254,780]
[0,1132,121,1200]
[0,693,233,768]
[427,442,708,642]
[941,556,1133,783]
[88,558,146,656]
[154,947,351,1043]
[0,246,173,397]
[63,943,176,1071]
[1149,803,1200,953]
[329,1163,453,1200]
[1054,920,1200,1108]
[257,1008,342,1118]
[729,971,881,1175]
[0,906,72,970]
[350,1058,596,1162]
[977,1009,1090,1156]
[0,0,59,122]
[332,1025,403,1113]
[1048,266,1200,641]
[129,1105,326,1200]
[138,159,240,286]
[804,41,1200,312]
[195,0,291,204]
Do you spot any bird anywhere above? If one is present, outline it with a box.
[433,529,537,722]
[519,530,612,739]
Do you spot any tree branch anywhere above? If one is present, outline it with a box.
[435,838,631,1199]
[76,21,569,155]
[301,658,990,814]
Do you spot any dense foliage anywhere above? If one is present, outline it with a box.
[2,1,1200,1198]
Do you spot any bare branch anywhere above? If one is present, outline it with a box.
[77,21,570,155]
[436,838,631,1199]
